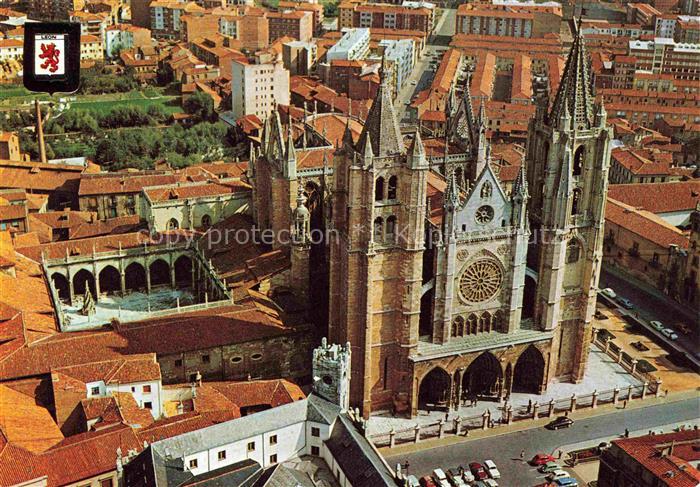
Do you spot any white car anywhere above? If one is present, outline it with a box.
[483,479,499,487]
[547,469,571,481]
[650,320,665,331]
[432,468,451,487]
[483,459,501,479]
[662,328,679,340]
[601,288,616,299]
[459,466,475,482]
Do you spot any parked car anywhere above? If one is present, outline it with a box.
[459,465,475,483]
[419,476,437,487]
[554,478,579,486]
[530,453,556,466]
[446,468,468,487]
[432,468,451,487]
[617,297,634,309]
[546,470,571,481]
[538,461,562,473]
[650,320,665,332]
[483,480,499,487]
[600,288,616,299]
[546,416,574,430]
[407,475,420,487]
[469,462,489,480]
[662,328,679,340]
[483,460,500,479]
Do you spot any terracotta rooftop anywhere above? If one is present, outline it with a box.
[0,159,96,193]
[52,354,161,385]
[0,385,64,453]
[606,198,689,249]
[607,181,700,215]
[611,430,700,487]
[0,296,296,382]
[77,171,183,196]
[144,179,250,202]
[611,147,673,176]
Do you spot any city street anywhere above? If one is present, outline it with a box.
[395,8,457,121]
[599,266,699,361]
[385,397,700,486]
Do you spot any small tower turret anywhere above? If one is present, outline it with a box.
[312,338,351,411]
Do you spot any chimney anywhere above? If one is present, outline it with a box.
[35,99,47,164]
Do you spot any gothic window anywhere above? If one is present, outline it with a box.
[572,188,582,215]
[494,310,504,332]
[452,316,465,337]
[458,259,503,303]
[201,214,212,228]
[167,218,179,230]
[386,215,396,243]
[467,313,478,335]
[480,181,492,198]
[566,239,581,263]
[373,217,383,241]
[375,177,385,201]
[479,311,492,333]
[387,175,397,200]
[573,146,584,176]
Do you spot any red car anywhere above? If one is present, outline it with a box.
[469,462,488,480]
[419,476,437,487]
[530,453,556,466]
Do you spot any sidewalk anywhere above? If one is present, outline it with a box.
[378,389,699,457]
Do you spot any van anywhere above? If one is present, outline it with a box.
[554,478,579,487]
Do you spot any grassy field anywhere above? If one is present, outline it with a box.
[0,85,183,114]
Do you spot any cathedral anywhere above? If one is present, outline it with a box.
[254,25,612,418]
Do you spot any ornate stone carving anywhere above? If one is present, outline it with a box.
[497,244,510,256]
[457,249,469,261]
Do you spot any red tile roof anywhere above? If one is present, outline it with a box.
[52,354,161,385]
[0,298,296,381]
[144,179,250,202]
[608,181,700,214]
[611,147,673,176]
[606,198,689,249]
[612,430,700,487]
[0,160,90,193]
[78,172,183,196]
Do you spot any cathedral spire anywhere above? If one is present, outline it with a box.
[445,168,460,211]
[355,58,404,158]
[513,163,528,198]
[549,18,595,130]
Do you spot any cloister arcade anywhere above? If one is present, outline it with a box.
[45,244,226,308]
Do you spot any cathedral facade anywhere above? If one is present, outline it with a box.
[251,25,612,418]
[327,25,612,418]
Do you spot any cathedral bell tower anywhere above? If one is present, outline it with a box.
[328,63,428,417]
[525,20,612,381]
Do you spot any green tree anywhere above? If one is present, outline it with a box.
[183,91,215,123]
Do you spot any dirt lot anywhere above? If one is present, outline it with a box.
[592,305,699,392]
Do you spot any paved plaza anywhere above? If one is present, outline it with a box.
[368,347,642,436]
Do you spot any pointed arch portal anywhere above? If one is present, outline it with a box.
[463,352,502,398]
[513,345,545,394]
[418,367,451,410]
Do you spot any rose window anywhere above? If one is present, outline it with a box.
[459,259,503,303]
[475,205,494,224]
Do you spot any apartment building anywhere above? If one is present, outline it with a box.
[278,0,324,34]
[268,10,313,43]
[675,16,700,43]
[70,10,110,40]
[380,37,414,90]
[231,53,290,120]
[339,2,434,34]
[180,10,222,42]
[455,3,562,38]
[0,132,20,161]
[629,37,700,80]
[326,27,370,62]
[80,34,104,62]
[0,39,22,61]
[104,24,151,58]
[150,0,205,39]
